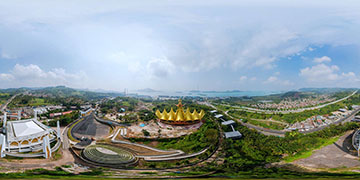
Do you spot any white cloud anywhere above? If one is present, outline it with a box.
[237,76,258,84]
[341,72,360,82]
[313,56,331,63]
[231,28,302,70]
[281,80,294,86]
[127,61,141,73]
[239,76,248,81]
[299,63,360,86]
[0,64,87,87]
[264,76,294,86]
[0,50,16,59]
[264,76,278,83]
[300,63,339,82]
[146,56,175,78]
[0,73,14,81]
[0,0,360,90]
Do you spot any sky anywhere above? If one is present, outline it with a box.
[0,0,360,92]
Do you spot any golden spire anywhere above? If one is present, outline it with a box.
[176,99,183,109]
[168,107,175,120]
[192,110,199,119]
[185,108,192,120]
[161,109,168,120]
[199,110,205,119]
[156,110,161,118]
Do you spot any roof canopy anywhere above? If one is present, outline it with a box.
[12,121,44,137]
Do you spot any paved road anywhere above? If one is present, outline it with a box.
[223,110,286,136]
[208,101,360,137]
[0,94,18,113]
[94,114,130,126]
[303,107,360,134]
[217,90,358,114]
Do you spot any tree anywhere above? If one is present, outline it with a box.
[205,129,218,143]
[142,129,150,137]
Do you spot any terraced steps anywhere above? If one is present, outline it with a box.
[82,145,136,165]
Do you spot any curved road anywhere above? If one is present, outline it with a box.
[0,94,18,113]
[217,90,358,114]
[209,101,360,137]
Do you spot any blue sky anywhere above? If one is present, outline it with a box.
[0,0,360,91]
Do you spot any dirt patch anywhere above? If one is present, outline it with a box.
[147,141,159,147]
[0,147,74,172]
[126,120,202,139]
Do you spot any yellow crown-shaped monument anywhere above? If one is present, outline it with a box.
[155,99,205,125]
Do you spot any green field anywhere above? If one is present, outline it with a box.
[0,92,11,105]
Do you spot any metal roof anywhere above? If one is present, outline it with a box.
[221,120,235,126]
[6,119,53,142]
[214,114,223,118]
[224,131,242,139]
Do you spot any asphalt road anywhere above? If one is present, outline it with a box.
[0,94,18,113]
[303,107,360,134]
[212,103,360,137]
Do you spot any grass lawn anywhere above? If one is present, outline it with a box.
[121,101,131,107]
[29,98,50,106]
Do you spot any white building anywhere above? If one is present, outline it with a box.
[0,113,60,158]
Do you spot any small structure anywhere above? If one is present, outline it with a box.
[352,129,360,157]
[2,112,7,128]
[50,110,73,118]
[0,134,6,158]
[339,109,347,113]
[221,120,236,126]
[222,119,242,140]
[80,108,93,117]
[57,120,61,141]
[224,131,242,139]
[42,135,51,159]
[214,114,223,119]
